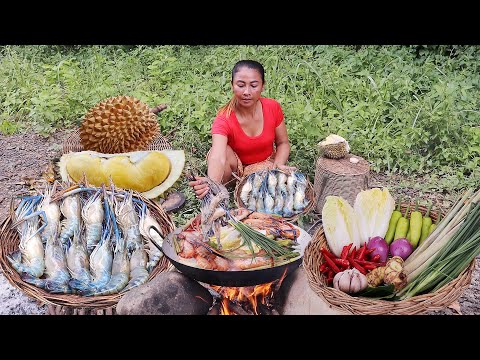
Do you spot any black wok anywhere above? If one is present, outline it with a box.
[152,228,304,287]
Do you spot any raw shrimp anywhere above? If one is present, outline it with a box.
[273,188,285,216]
[263,190,275,214]
[84,233,129,296]
[89,222,113,289]
[293,172,308,211]
[66,226,92,291]
[38,183,61,245]
[138,204,164,272]
[8,218,45,278]
[276,171,287,194]
[282,192,295,218]
[82,189,104,254]
[115,191,142,253]
[251,172,263,199]
[286,172,296,194]
[267,170,278,198]
[240,175,253,205]
[59,194,81,248]
[121,243,149,292]
[22,228,72,294]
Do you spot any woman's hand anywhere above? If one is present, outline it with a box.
[275,164,297,174]
[188,176,210,199]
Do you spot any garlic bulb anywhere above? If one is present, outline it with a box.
[333,268,368,294]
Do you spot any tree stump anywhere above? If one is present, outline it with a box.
[314,154,370,213]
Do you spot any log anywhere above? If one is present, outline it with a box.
[314,154,370,212]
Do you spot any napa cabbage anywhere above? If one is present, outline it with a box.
[353,188,395,245]
[322,196,361,257]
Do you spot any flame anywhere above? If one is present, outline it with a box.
[212,268,289,315]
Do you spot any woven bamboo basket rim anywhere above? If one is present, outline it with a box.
[233,169,315,222]
[0,191,175,309]
[62,128,173,155]
[302,202,476,315]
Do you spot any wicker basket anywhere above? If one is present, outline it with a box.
[0,192,175,310]
[62,128,173,155]
[303,203,476,315]
[233,170,315,222]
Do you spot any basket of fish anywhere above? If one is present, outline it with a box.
[234,169,315,222]
[0,181,174,310]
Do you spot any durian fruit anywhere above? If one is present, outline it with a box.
[80,95,160,154]
[58,150,185,198]
[318,134,350,159]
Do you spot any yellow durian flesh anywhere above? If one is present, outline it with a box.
[59,150,183,197]
[65,153,107,185]
[101,152,170,192]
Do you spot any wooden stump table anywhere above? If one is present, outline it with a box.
[313,154,370,213]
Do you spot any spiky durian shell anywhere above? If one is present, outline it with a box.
[80,95,159,154]
[320,142,348,159]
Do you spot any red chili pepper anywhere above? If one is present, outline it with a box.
[332,258,350,268]
[319,263,327,272]
[340,243,353,260]
[365,248,376,255]
[370,254,381,262]
[327,270,334,279]
[363,263,378,270]
[355,259,383,266]
[323,255,341,273]
[356,243,367,260]
[320,247,336,259]
[350,246,357,259]
[326,276,334,286]
[349,257,367,275]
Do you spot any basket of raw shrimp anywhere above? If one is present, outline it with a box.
[0,181,174,310]
[234,168,315,222]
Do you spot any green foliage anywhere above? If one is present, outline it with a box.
[1,45,479,215]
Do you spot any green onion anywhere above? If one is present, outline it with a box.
[228,220,297,260]
[398,194,480,299]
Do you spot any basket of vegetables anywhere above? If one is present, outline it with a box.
[233,168,315,222]
[303,187,479,315]
[0,182,175,311]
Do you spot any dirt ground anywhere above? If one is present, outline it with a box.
[0,129,478,315]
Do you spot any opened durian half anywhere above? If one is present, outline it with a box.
[59,150,185,198]
[80,95,160,154]
[318,134,350,159]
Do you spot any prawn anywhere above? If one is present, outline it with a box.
[82,189,104,254]
[38,182,61,245]
[121,242,149,292]
[66,226,92,292]
[115,191,142,253]
[267,170,278,198]
[138,202,164,272]
[22,227,72,294]
[59,194,81,249]
[240,175,253,206]
[8,196,45,278]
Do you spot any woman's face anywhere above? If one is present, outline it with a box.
[232,67,264,108]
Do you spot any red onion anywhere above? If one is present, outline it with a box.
[390,238,414,260]
[367,236,389,263]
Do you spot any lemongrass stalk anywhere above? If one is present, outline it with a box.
[398,202,480,298]
[404,222,462,277]
[404,198,480,276]
[403,189,473,268]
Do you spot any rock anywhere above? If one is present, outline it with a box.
[276,267,347,315]
[116,271,213,315]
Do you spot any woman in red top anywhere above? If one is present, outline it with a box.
[189,60,293,198]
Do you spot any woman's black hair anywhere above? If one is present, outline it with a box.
[232,60,265,83]
[219,60,265,117]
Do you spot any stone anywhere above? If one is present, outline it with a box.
[116,271,213,315]
[276,267,348,315]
